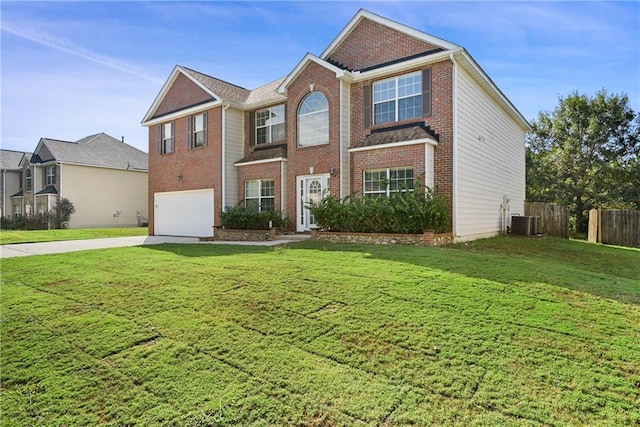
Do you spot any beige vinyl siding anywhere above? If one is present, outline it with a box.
[61,164,148,228]
[339,80,351,199]
[224,107,244,209]
[1,171,22,218]
[455,67,526,240]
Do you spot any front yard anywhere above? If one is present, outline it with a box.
[0,227,148,245]
[1,238,639,425]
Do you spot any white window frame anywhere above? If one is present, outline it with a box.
[160,122,174,154]
[364,167,414,198]
[255,104,285,145]
[373,71,422,125]
[190,113,206,149]
[25,169,32,192]
[245,179,275,212]
[297,92,329,147]
[45,166,55,186]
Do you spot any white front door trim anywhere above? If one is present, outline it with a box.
[296,174,329,232]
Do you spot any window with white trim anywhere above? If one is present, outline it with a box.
[159,122,174,154]
[364,167,414,198]
[373,71,422,125]
[190,113,207,149]
[245,179,275,212]
[25,169,32,192]
[13,201,21,218]
[298,92,329,147]
[45,166,56,186]
[256,104,285,144]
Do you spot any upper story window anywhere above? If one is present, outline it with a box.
[364,167,414,198]
[189,113,207,149]
[298,92,329,147]
[256,105,285,145]
[159,122,174,155]
[45,166,56,186]
[374,71,422,125]
[25,169,32,192]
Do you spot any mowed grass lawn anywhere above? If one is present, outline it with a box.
[1,237,639,426]
[0,227,148,245]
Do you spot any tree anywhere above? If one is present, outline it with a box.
[527,90,640,233]
[53,198,76,228]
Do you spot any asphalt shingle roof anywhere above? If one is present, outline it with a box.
[354,122,439,149]
[0,150,28,170]
[236,144,287,164]
[181,67,250,105]
[36,133,148,171]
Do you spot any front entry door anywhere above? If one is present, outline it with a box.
[297,175,328,232]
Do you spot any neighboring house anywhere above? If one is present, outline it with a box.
[1,149,29,219]
[8,133,148,228]
[142,9,530,241]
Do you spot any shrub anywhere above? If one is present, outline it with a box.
[309,186,450,233]
[0,198,76,230]
[220,206,288,230]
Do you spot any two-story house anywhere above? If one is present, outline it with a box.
[1,149,29,219]
[8,133,148,228]
[142,9,530,241]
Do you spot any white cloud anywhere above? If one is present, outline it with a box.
[1,22,164,85]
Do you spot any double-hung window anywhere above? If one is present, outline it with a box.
[45,166,56,186]
[373,71,422,125]
[25,169,32,192]
[364,167,414,198]
[189,113,207,149]
[245,179,275,212]
[159,122,174,154]
[256,105,285,144]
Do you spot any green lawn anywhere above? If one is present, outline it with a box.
[0,227,148,244]
[1,237,639,426]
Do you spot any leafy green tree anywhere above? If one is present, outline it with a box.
[53,198,76,228]
[527,90,640,232]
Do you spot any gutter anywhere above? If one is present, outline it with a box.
[221,102,230,214]
[2,169,6,218]
[450,52,459,239]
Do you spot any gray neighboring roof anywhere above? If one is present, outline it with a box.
[36,185,58,195]
[181,67,250,105]
[1,150,28,170]
[36,133,148,171]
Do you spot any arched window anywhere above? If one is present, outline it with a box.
[297,91,329,147]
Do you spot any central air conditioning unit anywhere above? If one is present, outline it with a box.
[511,215,540,236]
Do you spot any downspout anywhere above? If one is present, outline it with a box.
[221,102,230,217]
[450,52,460,239]
[2,169,6,218]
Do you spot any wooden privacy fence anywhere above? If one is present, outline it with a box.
[588,209,640,248]
[524,202,570,238]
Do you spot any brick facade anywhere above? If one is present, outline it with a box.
[327,18,438,71]
[147,106,222,235]
[144,11,525,238]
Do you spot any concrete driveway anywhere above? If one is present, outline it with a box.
[0,235,300,259]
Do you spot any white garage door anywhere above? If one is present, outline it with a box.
[154,189,214,237]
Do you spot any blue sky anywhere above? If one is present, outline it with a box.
[2,1,639,153]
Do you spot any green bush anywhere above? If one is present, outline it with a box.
[220,206,287,230]
[309,186,450,233]
[0,198,76,230]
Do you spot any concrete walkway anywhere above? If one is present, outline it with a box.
[0,235,309,259]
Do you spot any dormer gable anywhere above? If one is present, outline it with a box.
[141,66,251,125]
[321,9,460,72]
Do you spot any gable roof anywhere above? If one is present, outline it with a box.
[33,133,148,171]
[181,67,250,105]
[321,9,460,61]
[1,149,28,170]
